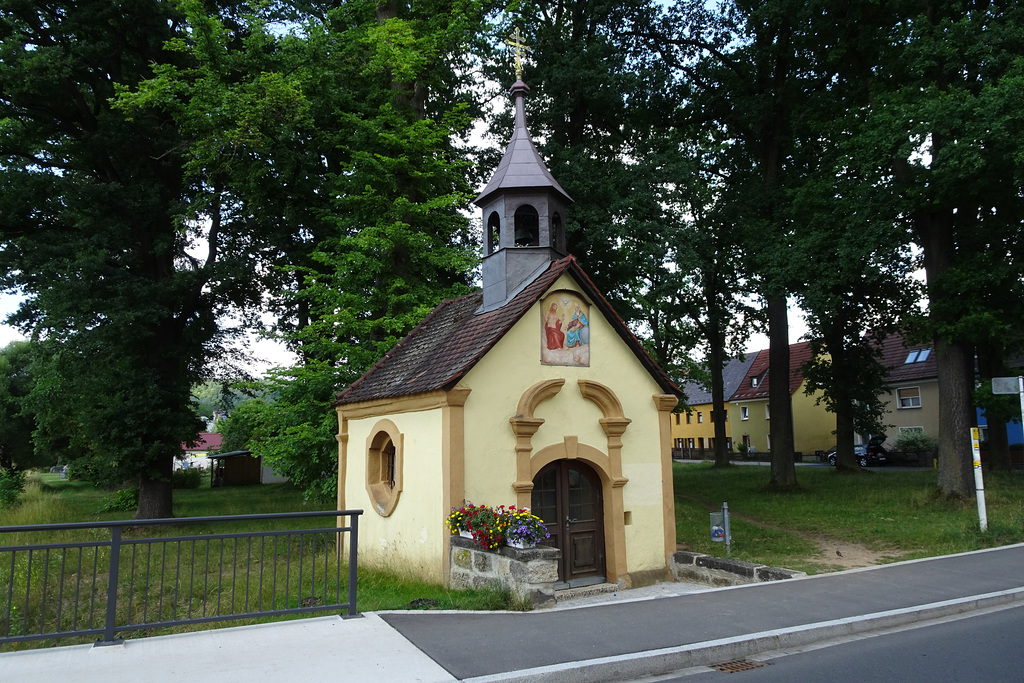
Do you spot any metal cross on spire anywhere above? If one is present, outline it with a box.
[505,27,532,81]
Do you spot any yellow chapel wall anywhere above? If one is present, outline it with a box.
[342,407,448,583]
[460,273,674,578]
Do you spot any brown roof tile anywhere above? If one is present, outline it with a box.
[334,256,681,406]
[728,342,814,402]
[879,334,936,383]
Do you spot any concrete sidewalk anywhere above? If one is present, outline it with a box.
[4,544,1023,683]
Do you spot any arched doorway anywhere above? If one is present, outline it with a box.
[531,459,605,586]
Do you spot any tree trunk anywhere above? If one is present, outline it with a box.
[827,327,860,473]
[135,456,174,519]
[935,338,975,499]
[767,294,797,489]
[917,202,974,499]
[708,335,730,468]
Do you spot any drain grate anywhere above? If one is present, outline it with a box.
[711,659,768,673]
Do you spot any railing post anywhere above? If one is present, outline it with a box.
[98,524,123,645]
[343,512,360,619]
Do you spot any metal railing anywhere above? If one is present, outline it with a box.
[0,510,361,646]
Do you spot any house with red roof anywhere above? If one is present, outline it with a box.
[332,75,683,588]
[178,432,222,471]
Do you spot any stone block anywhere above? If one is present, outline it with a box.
[756,566,807,581]
[449,572,472,589]
[695,554,758,579]
[473,550,492,573]
[671,551,700,566]
[452,549,472,570]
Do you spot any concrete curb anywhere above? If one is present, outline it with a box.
[462,587,1024,683]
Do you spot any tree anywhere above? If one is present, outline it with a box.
[0,341,38,471]
[1,2,220,516]
[122,0,488,501]
[850,1,1024,498]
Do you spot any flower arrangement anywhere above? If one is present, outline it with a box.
[446,502,550,550]
[444,503,482,534]
[501,506,550,547]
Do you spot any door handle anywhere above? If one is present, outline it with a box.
[565,516,577,531]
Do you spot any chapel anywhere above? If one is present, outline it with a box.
[332,66,683,588]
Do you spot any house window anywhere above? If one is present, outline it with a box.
[366,419,403,517]
[675,413,680,425]
[686,412,691,424]
[765,404,771,420]
[899,426,924,434]
[697,412,703,423]
[726,438,733,451]
[898,387,921,409]
[751,377,758,387]
[741,406,749,421]
[698,438,704,449]
[688,438,695,449]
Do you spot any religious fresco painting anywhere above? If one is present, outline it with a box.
[541,291,590,366]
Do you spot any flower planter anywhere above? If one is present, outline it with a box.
[506,538,535,549]
[459,530,473,539]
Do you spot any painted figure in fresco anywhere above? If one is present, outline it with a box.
[544,302,565,350]
[566,303,589,348]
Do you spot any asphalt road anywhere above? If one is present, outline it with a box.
[662,603,1024,682]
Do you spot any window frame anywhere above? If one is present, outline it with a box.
[366,419,404,517]
[897,386,922,409]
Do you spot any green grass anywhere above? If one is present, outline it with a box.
[674,463,1024,574]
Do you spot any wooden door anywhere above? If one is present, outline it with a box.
[532,460,605,585]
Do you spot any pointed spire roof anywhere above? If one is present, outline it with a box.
[474,80,572,206]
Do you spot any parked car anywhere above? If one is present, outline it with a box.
[827,440,889,467]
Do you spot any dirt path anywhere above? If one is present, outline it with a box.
[677,494,910,572]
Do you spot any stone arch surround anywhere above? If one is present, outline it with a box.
[508,378,631,583]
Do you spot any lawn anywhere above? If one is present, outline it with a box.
[674,462,1024,574]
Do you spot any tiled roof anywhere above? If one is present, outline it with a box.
[729,342,814,402]
[878,334,937,384]
[680,355,759,406]
[183,433,222,452]
[334,256,682,406]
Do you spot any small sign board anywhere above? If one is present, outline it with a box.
[992,377,1021,395]
[710,512,725,542]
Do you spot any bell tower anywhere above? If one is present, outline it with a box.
[474,32,573,311]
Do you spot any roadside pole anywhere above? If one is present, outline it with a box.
[970,427,988,532]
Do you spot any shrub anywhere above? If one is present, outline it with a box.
[98,487,139,512]
[172,467,203,489]
[0,467,26,509]
[895,430,938,453]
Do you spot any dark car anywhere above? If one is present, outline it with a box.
[827,440,889,467]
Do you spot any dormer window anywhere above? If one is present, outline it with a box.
[904,349,931,364]
[751,377,758,388]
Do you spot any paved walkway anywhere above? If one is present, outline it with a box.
[4,544,1023,683]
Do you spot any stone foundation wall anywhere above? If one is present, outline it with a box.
[448,535,560,608]
[670,551,806,587]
